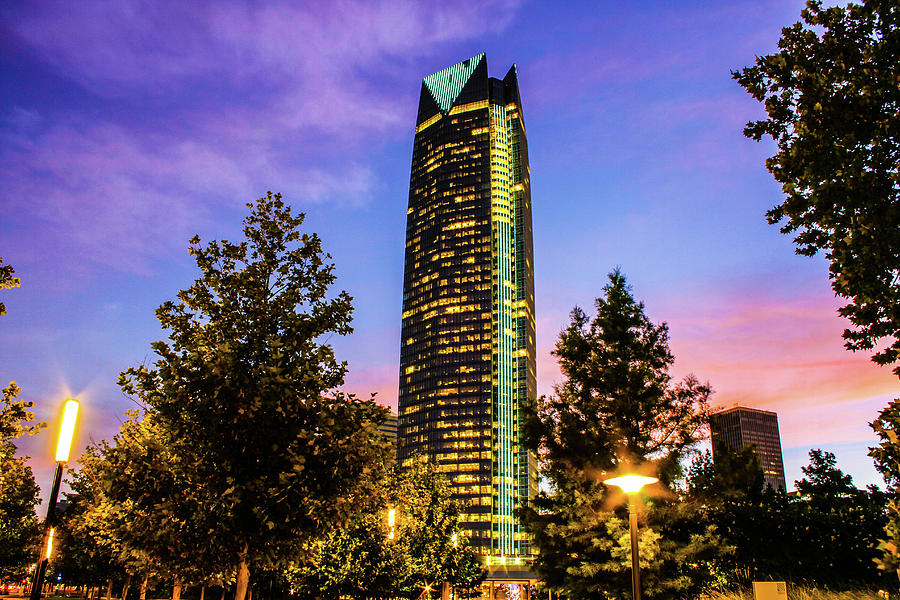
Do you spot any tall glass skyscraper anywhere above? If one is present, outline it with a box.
[398,54,536,562]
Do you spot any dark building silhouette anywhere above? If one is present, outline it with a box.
[398,54,536,563]
[710,406,787,491]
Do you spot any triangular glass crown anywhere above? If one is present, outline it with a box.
[423,54,485,113]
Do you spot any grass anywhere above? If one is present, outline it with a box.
[702,586,890,600]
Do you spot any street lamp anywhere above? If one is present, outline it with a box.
[602,474,658,600]
[387,507,396,541]
[30,398,80,600]
[420,583,433,600]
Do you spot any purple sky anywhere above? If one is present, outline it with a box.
[2,0,896,506]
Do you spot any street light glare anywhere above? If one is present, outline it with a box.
[603,474,659,494]
[387,507,396,540]
[45,528,54,560]
[55,398,79,462]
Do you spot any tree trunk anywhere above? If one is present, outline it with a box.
[233,543,251,600]
[172,580,182,600]
[121,575,132,600]
[139,575,149,600]
[199,587,205,600]
[219,587,225,600]
[106,579,113,600]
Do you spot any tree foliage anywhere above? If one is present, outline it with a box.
[53,488,119,590]
[391,462,484,595]
[525,269,711,484]
[687,447,765,501]
[0,439,41,580]
[287,462,484,600]
[0,256,19,317]
[522,270,712,598]
[118,192,390,600]
[0,382,45,443]
[0,259,44,581]
[685,448,888,588]
[67,410,226,589]
[734,0,900,374]
[871,402,900,578]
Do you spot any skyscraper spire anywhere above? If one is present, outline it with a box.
[422,53,485,113]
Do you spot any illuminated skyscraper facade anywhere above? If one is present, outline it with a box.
[398,54,536,561]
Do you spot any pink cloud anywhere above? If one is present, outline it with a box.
[665,290,897,446]
[535,281,898,450]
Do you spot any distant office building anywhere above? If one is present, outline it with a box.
[378,412,398,447]
[398,53,537,562]
[709,406,787,491]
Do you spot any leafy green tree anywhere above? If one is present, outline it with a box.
[391,462,484,597]
[0,438,41,580]
[686,448,888,587]
[687,447,765,501]
[286,461,484,599]
[0,380,45,580]
[521,270,712,599]
[793,449,886,584]
[0,382,44,445]
[119,192,390,600]
[0,259,44,581]
[67,439,150,595]
[868,405,900,582]
[796,449,855,499]
[287,510,402,600]
[734,0,900,374]
[68,410,228,597]
[53,489,119,594]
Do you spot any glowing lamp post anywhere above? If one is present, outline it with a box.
[30,398,79,600]
[387,508,397,541]
[603,474,658,600]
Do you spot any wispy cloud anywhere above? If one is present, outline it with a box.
[1,0,523,273]
[535,276,897,449]
[665,282,897,446]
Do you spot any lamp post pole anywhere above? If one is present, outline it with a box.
[29,399,79,600]
[602,474,658,600]
[627,493,641,600]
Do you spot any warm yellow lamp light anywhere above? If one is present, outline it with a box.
[31,398,81,600]
[387,508,396,540]
[602,474,658,494]
[55,399,79,462]
[45,528,55,560]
